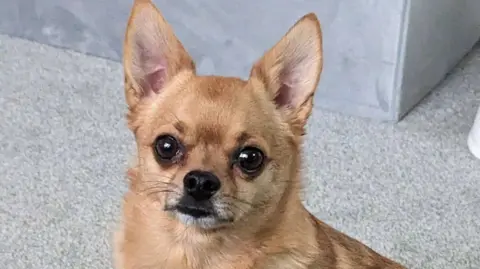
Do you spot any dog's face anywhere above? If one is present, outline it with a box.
[123,0,323,230]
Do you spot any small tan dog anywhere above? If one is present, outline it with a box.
[114,0,406,268]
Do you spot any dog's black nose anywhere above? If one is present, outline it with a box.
[183,170,221,201]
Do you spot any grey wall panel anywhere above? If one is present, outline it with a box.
[1,0,478,121]
[397,0,480,119]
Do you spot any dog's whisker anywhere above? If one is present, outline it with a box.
[141,174,176,181]
[139,186,175,193]
[223,206,247,216]
[141,180,175,184]
[141,179,178,186]
[145,190,178,198]
[222,195,254,206]
[220,200,250,213]
[143,189,176,194]
[141,181,178,187]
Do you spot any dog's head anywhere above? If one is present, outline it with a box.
[123,0,323,230]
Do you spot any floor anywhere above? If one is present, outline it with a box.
[0,34,479,269]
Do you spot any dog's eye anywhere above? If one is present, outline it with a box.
[153,135,182,163]
[235,147,265,175]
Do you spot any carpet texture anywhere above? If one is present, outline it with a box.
[0,34,479,269]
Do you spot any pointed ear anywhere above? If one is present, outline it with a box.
[123,0,195,108]
[249,13,323,135]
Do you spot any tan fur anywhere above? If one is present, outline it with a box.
[114,1,407,268]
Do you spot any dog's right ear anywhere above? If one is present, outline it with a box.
[123,0,195,109]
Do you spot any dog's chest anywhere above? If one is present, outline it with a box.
[159,244,318,269]
[154,246,257,269]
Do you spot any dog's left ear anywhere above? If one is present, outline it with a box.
[250,14,323,135]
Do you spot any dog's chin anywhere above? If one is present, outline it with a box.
[174,211,224,230]
[166,201,234,230]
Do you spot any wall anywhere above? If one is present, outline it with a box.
[1,0,479,121]
[397,0,480,119]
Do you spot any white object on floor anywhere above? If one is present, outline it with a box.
[468,106,480,159]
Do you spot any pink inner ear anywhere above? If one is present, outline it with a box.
[134,37,168,96]
[274,68,298,108]
[273,61,311,109]
[274,83,295,108]
[144,66,166,95]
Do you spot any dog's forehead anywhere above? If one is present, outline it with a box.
[161,76,270,144]
[172,76,254,119]
[189,76,249,102]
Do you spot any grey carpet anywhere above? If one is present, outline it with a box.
[0,34,479,269]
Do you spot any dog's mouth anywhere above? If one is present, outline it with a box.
[164,195,234,229]
[174,204,214,218]
[165,195,217,219]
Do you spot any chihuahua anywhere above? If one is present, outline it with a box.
[114,0,406,268]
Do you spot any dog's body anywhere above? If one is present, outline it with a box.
[114,1,406,268]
